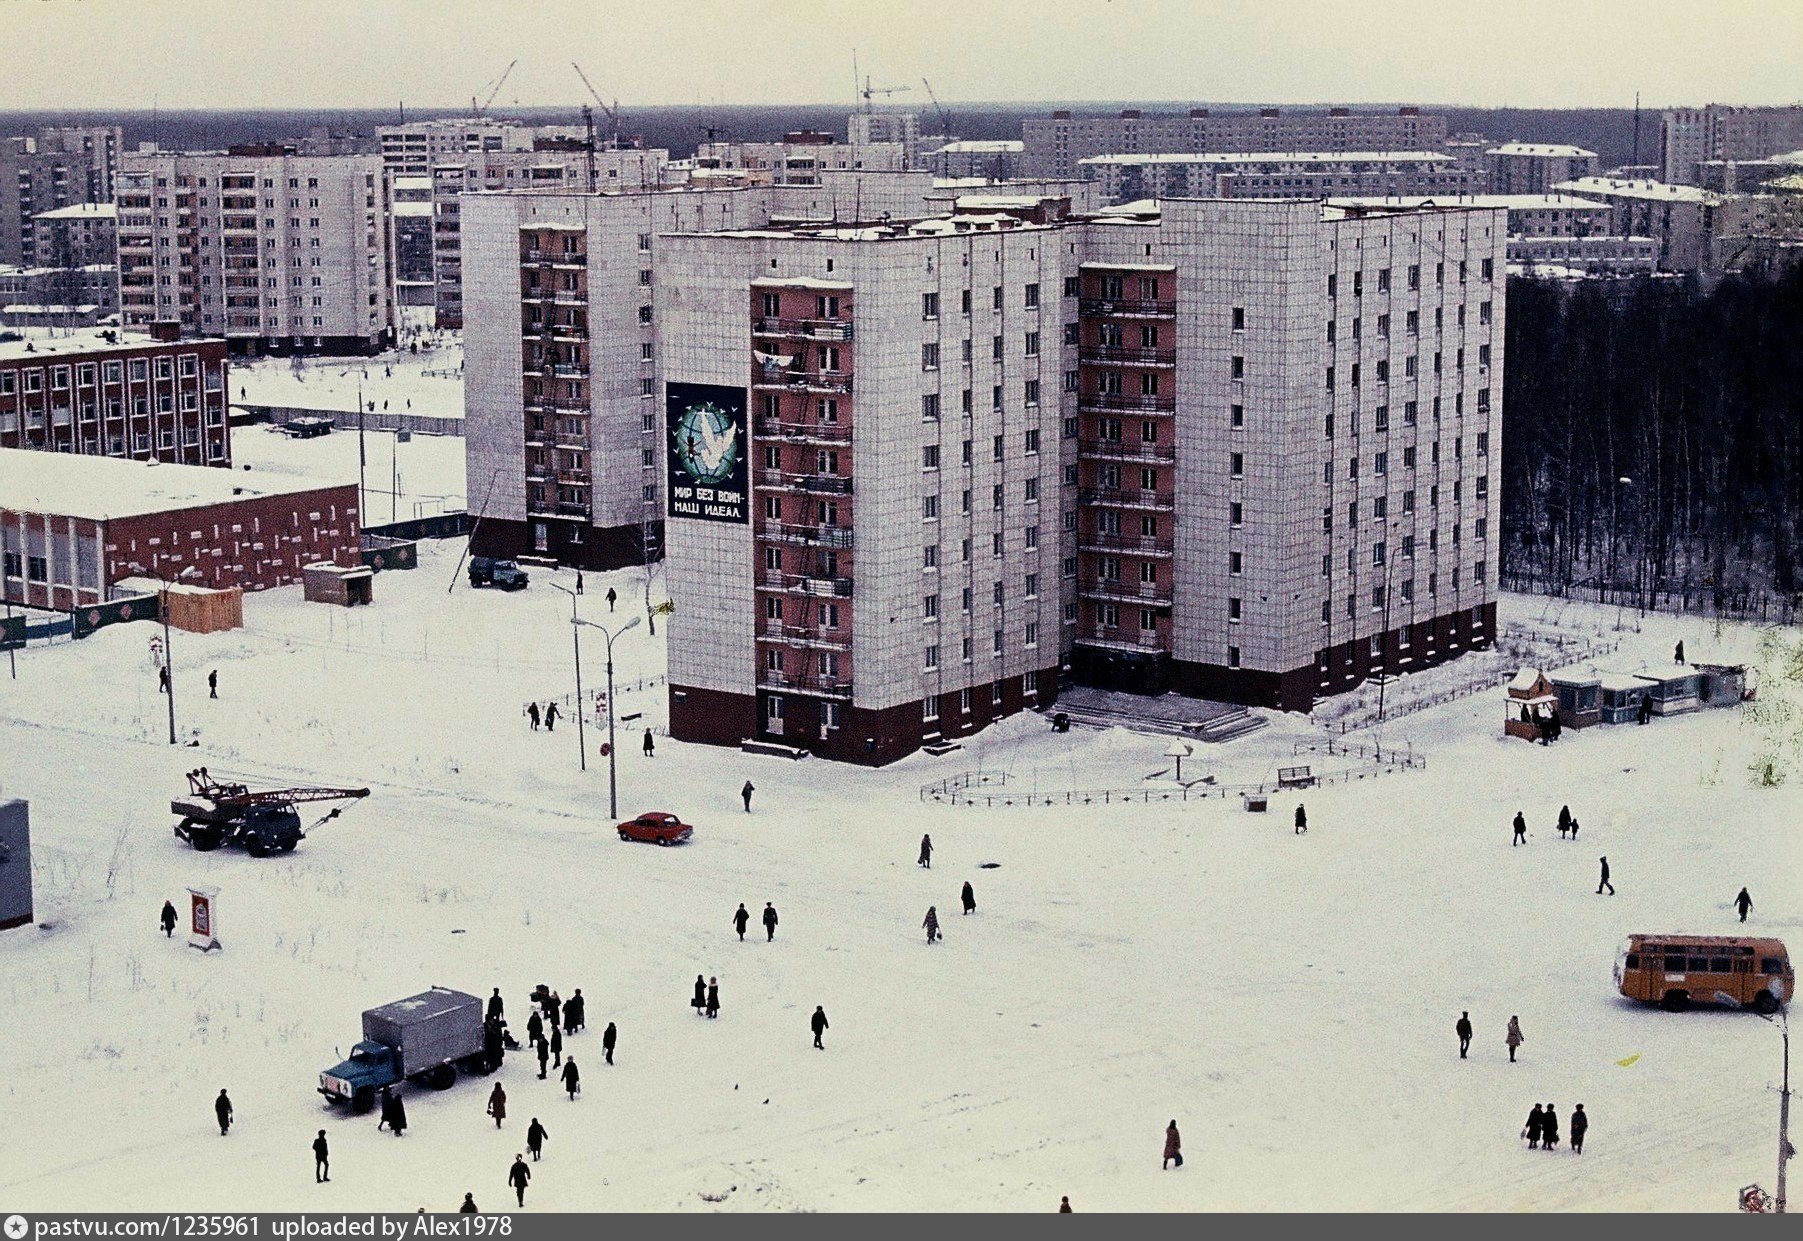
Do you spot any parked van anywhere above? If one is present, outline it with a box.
[468,556,529,591]
[1615,934,1791,1013]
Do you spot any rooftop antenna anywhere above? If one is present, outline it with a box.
[1632,91,1641,168]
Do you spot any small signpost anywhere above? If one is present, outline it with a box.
[188,885,221,952]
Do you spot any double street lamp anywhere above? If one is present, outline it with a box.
[573,614,639,820]
[547,583,588,774]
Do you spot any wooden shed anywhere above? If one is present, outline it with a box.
[1694,663,1749,708]
[112,577,243,634]
[1639,668,1701,716]
[1597,672,1651,724]
[1549,670,1602,729]
[1505,667,1557,741]
[302,562,373,607]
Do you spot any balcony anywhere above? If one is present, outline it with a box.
[757,570,853,598]
[549,363,589,379]
[1077,391,1176,414]
[755,418,851,445]
[758,669,853,699]
[1079,533,1175,557]
[755,520,854,549]
[1078,626,1170,652]
[1079,440,1176,464]
[758,468,853,495]
[528,499,592,519]
[1080,296,1176,319]
[1080,486,1175,512]
[758,621,852,652]
[1079,579,1174,604]
[1079,345,1177,367]
[753,317,854,342]
[752,371,853,396]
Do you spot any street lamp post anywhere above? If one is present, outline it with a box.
[1374,519,1404,749]
[1715,992,1792,1212]
[548,583,587,773]
[130,562,200,745]
[575,615,640,820]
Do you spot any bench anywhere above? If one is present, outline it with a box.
[1276,765,1316,789]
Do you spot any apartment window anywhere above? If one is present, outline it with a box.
[1230,356,1244,380]
[924,645,939,671]
[1230,502,1243,527]
[1024,283,1039,308]
[924,594,939,619]
[923,545,938,568]
[1228,597,1242,622]
[961,290,972,315]
[1477,431,1490,456]
[1229,452,1243,478]
[922,444,940,470]
[1024,331,1040,357]
[1063,276,1079,297]
[1227,645,1241,669]
[922,343,940,371]
[922,292,939,320]
[1024,379,1040,406]
[1229,551,1243,576]
[923,495,939,520]
[921,393,941,421]
[1231,306,1245,330]
[1024,428,1040,455]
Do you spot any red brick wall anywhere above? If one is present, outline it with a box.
[0,337,231,466]
[103,483,361,593]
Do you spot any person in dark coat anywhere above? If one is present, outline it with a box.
[1059,1197,1072,1213]
[763,902,778,941]
[549,1023,563,1068]
[692,974,707,1015]
[923,906,941,944]
[1524,1104,1544,1149]
[313,1130,330,1182]
[459,1194,478,1214]
[536,1036,550,1080]
[961,881,976,915]
[1557,805,1572,839]
[643,730,655,757]
[560,1058,580,1101]
[742,780,755,812]
[158,665,170,694]
[1638,694,1652,725]
[487,989,505,1023]
[544,702,559,732]
[161,900,178,937]
[812,1006,829,1049]
[705,977,720,1019]
[527,1009,545,1047]
[526,1118,548,1161]
[487,1083,507,1129]
[1506,1015,1525,1062]
[918,834,933,868]
[565,989,585,1033]
[1735,887,1754,923]
[215,1088,233,1136]
[508,1155,531,1207]
[1569,816,1580,840]
[606,586,617,613]
[733,903,750,941]
[1512,811,1527,846]
[1570,1104,1588,1153]
[1541,1104,1560,1151]
[527,702,540,731]
[208,669,218,699]
[546,991,562,1029]
[602,1021,617,1065]
[1674,640,1685,664]
[1455,1011,1473,1059]
[1295,804,1308,835]
[381,1088,407,1137]
[575,572,584,596]
[1596,856,1614,895]
[1163,1120,1183,1169]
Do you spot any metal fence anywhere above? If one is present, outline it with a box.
[1502,572,1801,626]
[917,752,1424,808]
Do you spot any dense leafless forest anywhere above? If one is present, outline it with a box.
[1501,269,1803,620]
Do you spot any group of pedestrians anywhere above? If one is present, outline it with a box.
[1509,806,1615,895]
[1523,1103,1588,1153]
[732,901,779,942]
[1453,1011,1528,1063]
[524,701,562,732]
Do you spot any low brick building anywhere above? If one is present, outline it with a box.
[0,448,358,610]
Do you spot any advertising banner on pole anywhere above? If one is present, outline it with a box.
[666,382,749,525]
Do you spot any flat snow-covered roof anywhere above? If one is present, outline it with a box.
[1554,176,1719,204]
[32,202,118,221]
[1079,150,1453,167]
[0,328,219,365]
[1487,143,1597,159]
[0,448,344,522]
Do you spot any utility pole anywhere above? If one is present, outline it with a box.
[549,584,587,773]
[576,616,640,819]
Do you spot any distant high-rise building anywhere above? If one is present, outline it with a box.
[1659,105,1803,184]
[1020,107,1450,179]
[0,126,121,267]
[1485,143,1599,195]
[376,118,588,177]
[848,112,921,169]
[1078,151,1480,203]
[692,134,906,185]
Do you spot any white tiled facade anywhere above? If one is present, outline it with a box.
[116,150,392,355]
[376,119,588,177]
[1079,151,1480,203]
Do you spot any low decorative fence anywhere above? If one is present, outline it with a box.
[918,750,1423,808]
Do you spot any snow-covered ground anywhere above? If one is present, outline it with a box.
[0,548,1796,1212]
[232,310,463,421]
[229,421,468,523]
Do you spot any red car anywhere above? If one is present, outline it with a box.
[617,811,694,846]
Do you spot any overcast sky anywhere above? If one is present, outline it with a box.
[6,0,1801,111]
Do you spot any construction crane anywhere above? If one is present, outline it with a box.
[170,769,370,857]
[921,77,953,143]
[851,49,911,113]
[572,62,626,148]
[472,59,518,119]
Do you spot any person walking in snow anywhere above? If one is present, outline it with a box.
[1163,1120,1183,1169]
[691,974,706,1015]
[382,1088,407,1137]
[549,1023,563,1069]
[1455,1011,1473,1059]
[161,900,178,938]
[547,991,562,1029]
[1557,805,1572,839]
[812,1005,829,1049]
[763,902,778,941]
[544,702,559,733]
[606,586,617,613]
[526,702,540,731]
[312,1130,330,1182]
[526,1118,548,1161]
[1506,1016,1525,1063]
[208,669,218,699]
[158,665,170,694]
[487,989,505,1023]
[1512,811,1527,846]
[565,989,584,1034]
[705,977,720,1019]
[961,881,976,915]
[215,1088,233,1136]
[575,572,584,596]
[1674,640,1685,664]
[527,1010,544,1048]
[1523,1104,1544,1149]
[1569,1104,1588,1154]
[602,1021,616,1065]
[742,780,755,812]
[1735,887,1754,923]
[560,1058,580,1101]
[923,906,941,944]
[642,731,655,757]
[1596,856,1614,895]
[1295,804,1308,835]
[733,902,750,941]
[487,1082,507,1129]
[508,1155,531,1207]
[459,1194,478,1214]
[918,834,933,868]
[535,1035,549,1080]
[1540,1103,1560,1151]
[1638,694,1652,725]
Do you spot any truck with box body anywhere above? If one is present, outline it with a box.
[318,987,495,1113]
